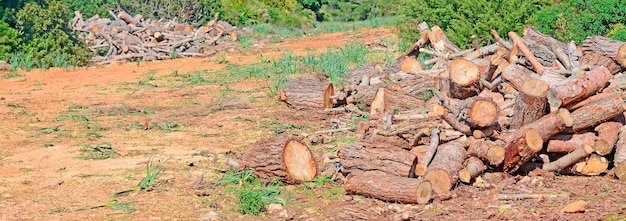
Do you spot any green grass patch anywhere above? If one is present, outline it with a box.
[154,120,183,131]
[213,170,288,216]
[3,73,25,79]
[247,16,398,39]
[75,142,117,160]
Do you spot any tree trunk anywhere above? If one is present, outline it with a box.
[279,78,334,109]
[338,140,417,177]
[582,36,626,68]
[547,66,611,109]
[503,108,574,173]
[568,92,626,132]
[449,59,480,99]
[242,136,318,184]
[428,26,461,54]
[546,132,597,153]
[459,156,487,183]
[423,140,466,194]
[501,64,534,91]
[370,87,426,116]
[344,171,432,205]
[579,52,621,75]
[510,79,549,129]
[542,144,594,172]
[467,137,506,166]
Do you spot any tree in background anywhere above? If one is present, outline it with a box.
[14,0,92,68]
[532,0,626,43]
[398,0,550,49]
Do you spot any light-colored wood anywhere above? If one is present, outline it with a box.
[547,132,597,153]
[339,140,417,177]
[594,122,622,155]
[569,92,626,132]
[449,59,480,99]
[242,136,318,183]
[279,78,334,109]
[614,125,626,180]
[468,99,498,128]
[542,144,593,172]
[423,140,466,194]
[400,56,423,74]
[459,157,487,183]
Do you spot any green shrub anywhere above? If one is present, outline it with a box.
[14,0,92,68]
[0,20,18,60]
[397,0,549,49]
[237,189,266,215]
[532,0,626,43]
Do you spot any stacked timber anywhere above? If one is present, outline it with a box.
[70,10,239,65]
[241,22,626,204]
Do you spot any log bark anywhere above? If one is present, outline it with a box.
[423,140,467,194]
[579,52,621,74]
[582,36,626,68]
[508,31,548,73]
[501,64,534,91]
[414,128,440,176]
[510,79,549,129]
[468,99,498,128]
[613,125,626,180]
[547,66,611,109]
[467,137,506,166]
[503,108,574,173]
[338,140,417,177]
[279,78,334,109]
[344,171,432,205]
[568,92,626,132]
[402,21,431,58]
[459,156,487,183]
[370,87,426,116]
[546,132,597,153]
[594,121,622,155]
[542,144,594,172]
[449,58,480,99]
[242,136,318,183]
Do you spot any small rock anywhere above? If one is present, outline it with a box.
[201,211,220,221]
[343,195,353,201]
[561,200,587,213]
[0,60,10,72]
[322,157,333,164]
[225,158,240,169]
[267,203,288,218]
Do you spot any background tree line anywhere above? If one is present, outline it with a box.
[1,0,625,69]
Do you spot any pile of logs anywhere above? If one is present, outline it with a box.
[70,10,239,65]
[241,22,626,204]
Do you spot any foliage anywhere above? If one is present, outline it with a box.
[14,0,92,68]
[301,0,399,22]
[397,0,550,49]
[237,189,266,215]
[0,20,18,60]
[76,143,117,160]
[532,0,626,43]
[137,155,163,191]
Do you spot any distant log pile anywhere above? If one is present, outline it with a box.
[241,22,626,204]
[70,10,240,65]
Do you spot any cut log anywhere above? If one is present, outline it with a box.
[614,125,626,179]
[523,26,569,68]
[423,140,467,194]
[399,56,423,74]
[118,10,140,26]
[467,137,506,166]
[346,85,380,107]
[579,52,621,75]
[510,79,549,129]
[582,36,626,68]
[546,132,597,153]
[344,171,432,205]
[338,140,417,177]
[279,78,334,109]
[569,92,626,132]
[594,121,622,155]
[414,128,440,176]
[449,59,480,99]
[241,136,317,183]
[542,144,594,172]
[428,26,461,54]
[468,99,498,128]
[508,31,548,73]
[370,87,426,116]
[547,66,611,109]
[459,156,487,183]
[503,109,574,172]
[402,21,431,58]
[565,154,609,176]
[501,64,534,91]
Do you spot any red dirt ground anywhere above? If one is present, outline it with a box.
[0,27,625,221]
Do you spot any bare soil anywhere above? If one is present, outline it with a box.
[0,27,625,221]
